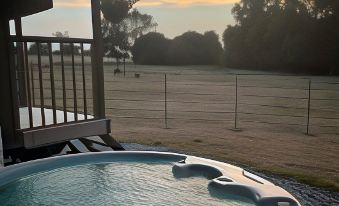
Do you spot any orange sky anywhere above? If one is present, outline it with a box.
[18,0,237,39]
[54,0,239,8]
[136,0,238,7]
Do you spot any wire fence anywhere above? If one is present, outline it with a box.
[26,56,339,135]
[104,70,339,135]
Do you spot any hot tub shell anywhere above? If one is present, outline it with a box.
[0,151,301,206]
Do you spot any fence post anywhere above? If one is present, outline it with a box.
[234,74,239,130]
[165,74,168,129]
[306,79,311,135]
[123,57,126,77]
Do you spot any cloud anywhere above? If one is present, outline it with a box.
[54,0,238,8]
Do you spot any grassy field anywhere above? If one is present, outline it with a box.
[26,55,339,190]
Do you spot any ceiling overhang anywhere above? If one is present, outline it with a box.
[3,0,53,19]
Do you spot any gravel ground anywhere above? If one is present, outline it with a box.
[122,143,339,206]
[254,172,339,206]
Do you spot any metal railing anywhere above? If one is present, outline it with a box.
[10,36,95,129]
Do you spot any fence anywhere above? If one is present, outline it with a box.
[104,69,339,136]
[22,62,339,135]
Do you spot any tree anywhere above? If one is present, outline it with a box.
[128,9,158,43]
[131,32,170,65]
[167,31,207,65]
[203,31,223,65]
[52,31,69,38]
[101,0,138,69]
[102,18,130,67]
[167,31,222,65]
[28,43,49,55]
[223,0,339,74]
[101,1,157,69]
[132,31,223,66]
[51,31,80,55]
[101,0,130,24]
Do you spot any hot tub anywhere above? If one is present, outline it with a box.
[0,152,300,206]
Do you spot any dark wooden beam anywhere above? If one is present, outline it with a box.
[79,138,100,152]
[99,134,125,151]
[90,0,124,151]
[0,17,23,150]
[91,0,106,119]
[15,18,27,107]
[5,0,53,19]
[10,36,93,44]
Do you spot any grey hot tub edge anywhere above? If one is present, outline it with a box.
[0,151,301,206]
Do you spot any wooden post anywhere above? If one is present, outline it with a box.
[37,43,46,126]
[24,43,33,128]
[91,0,124,150]
[0,126,3,167]
[48,43,57,124]
[91,0,106,119]
[0,17,22,149]
[15,18,27,107]
[9,35,21,130]
[71,43,78,121]
[81,43,88,120]
[30,61,36,107]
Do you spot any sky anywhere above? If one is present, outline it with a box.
[14,0,237,40]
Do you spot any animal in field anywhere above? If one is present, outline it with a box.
[114,68,121,76]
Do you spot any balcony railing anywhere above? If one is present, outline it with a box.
[6,35,116,149]
[10,36,97,130]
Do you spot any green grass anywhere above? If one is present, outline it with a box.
[266,168,339,192]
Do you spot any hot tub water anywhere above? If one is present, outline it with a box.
[0,162,255,206]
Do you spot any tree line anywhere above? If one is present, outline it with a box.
[30,0,337,75]
[27,31,91,56]
[223,0,339,75]
[131,31,223,65]
[100,0,222,66]
[128,0,338,74]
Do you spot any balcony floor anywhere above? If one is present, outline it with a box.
[19,107,93,129]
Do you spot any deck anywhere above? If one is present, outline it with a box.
[20,107,94,129]
[1,0,123,156]
[18,107,111,149]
